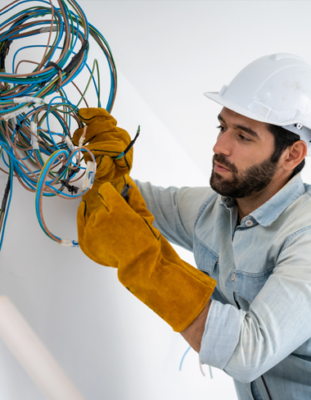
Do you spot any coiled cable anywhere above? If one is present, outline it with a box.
[0,0,117,249]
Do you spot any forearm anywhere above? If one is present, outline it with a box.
[180,299,212,353]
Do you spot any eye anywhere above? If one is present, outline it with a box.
[216,125,226,132]
[238,134,250,141]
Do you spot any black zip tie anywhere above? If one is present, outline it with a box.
[57,165,67,176]
[46,61,62,72]
[64,39,89,75]
[60,179,78,194]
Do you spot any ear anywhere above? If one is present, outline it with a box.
[282,140,308,172]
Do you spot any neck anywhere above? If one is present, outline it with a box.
[236,171,293,221]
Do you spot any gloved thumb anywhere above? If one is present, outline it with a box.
[97,182,129,212]
[125,177,157,225]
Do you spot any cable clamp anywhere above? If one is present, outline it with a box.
[59,239,79,248]
[64,136,75,152]
[3,106,31,121]
[82,161,96,191]
[30,121,39,150]
[13,97,48,105]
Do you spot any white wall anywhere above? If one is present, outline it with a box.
[1,1,311,399]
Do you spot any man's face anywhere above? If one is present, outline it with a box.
[210,108,278,198]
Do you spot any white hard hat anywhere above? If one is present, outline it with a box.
[204,53,311,147]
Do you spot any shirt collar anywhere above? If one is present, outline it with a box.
[219,173,305,227]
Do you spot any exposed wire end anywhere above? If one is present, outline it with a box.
[113,125,140,160]
[78,125,87,148]
[64,136,75,152]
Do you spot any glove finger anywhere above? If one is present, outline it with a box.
[126,177,151,213]
[97,182,160,244]
[86,126,131,146]
[72,125,132,148]
[77,107,117,125]
[77,199,116,268]
[72,121,118,145]
[85,154,129,183]
[124,176,160,237]
[85,138,132,157]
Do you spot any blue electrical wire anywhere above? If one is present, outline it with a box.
[0,0,117,247]
[179,346,191,371]
[179,345,213,378]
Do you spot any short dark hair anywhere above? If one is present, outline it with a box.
[266,124,305,176]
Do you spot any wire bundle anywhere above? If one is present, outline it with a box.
[0,0,117,249]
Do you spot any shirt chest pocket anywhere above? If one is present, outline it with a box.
[233,267,274,311]
[193,236,219,281]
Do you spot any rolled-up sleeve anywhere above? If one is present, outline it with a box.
[200,228,311,383]
[200,300,244,369]
[134,180,215,251]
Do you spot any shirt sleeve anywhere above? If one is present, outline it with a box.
[134,179,215,251]
[199,227,311,383]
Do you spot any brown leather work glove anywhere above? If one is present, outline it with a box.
[77,176,216,332]
[72,107,136,216]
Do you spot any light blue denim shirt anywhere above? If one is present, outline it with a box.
[135,173,311,400]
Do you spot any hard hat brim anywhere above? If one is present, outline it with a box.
[203,91,272,125]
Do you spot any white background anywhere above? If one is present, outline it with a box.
[1,1,311,399]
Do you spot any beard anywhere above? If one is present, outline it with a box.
[210,153,278,198]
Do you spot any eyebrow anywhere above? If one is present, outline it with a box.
[218,114,260,140]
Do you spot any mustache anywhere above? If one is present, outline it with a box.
[213,154,238,173]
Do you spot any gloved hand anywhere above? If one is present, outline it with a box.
[77,176,216,332]
[72,108,136,216]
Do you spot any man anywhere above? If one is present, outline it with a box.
[75,53,311,400]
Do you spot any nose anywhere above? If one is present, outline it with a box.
[213,130,232,156]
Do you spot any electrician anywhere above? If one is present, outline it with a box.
[73,53,311,400]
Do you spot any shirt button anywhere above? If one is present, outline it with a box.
[245,220,253,227]
[231,272,236,281]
